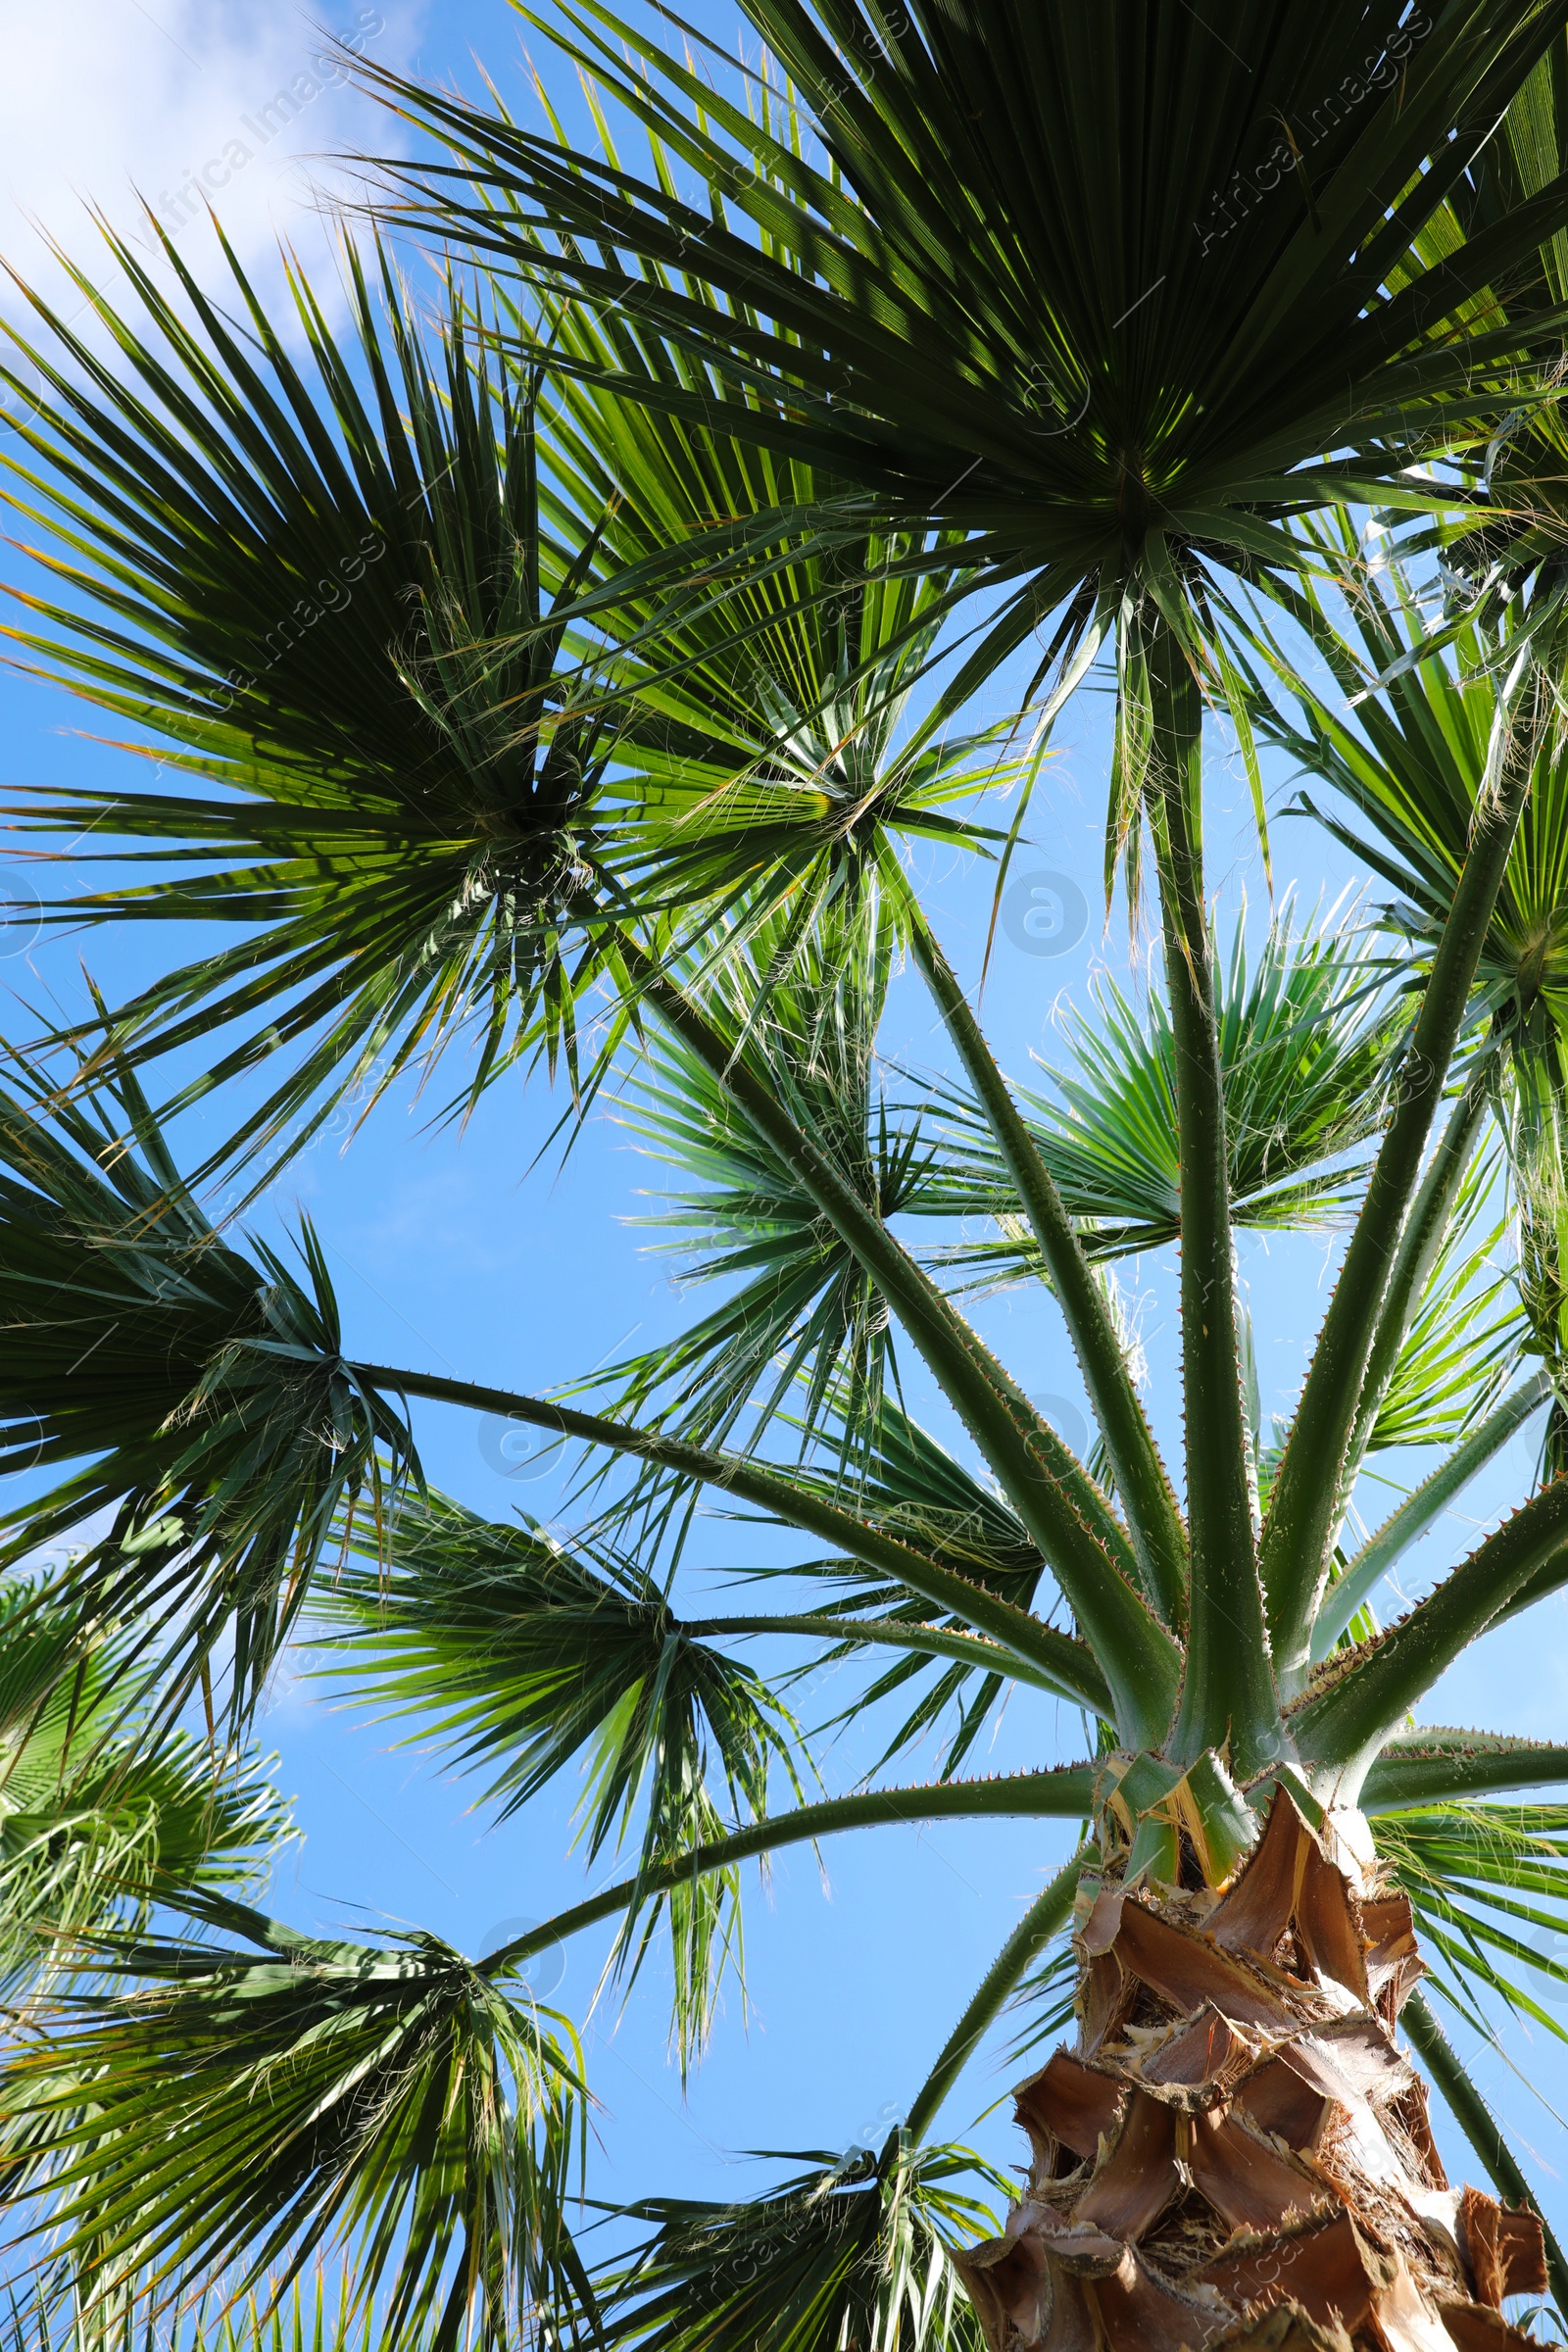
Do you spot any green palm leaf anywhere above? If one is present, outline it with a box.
[0,228,662,1180]
[0,2274,473,2352]
[1374,1799,1568,2046]
[1254,520,1568,1038]
[1364,1151,1525,1450]
[0,1047,416,1733]
[593,893,935,1464]
[0,220,1008,1192]
[1244,539,1568,1493]
[1409,28,1568,597]
[0,1582,294,1993]
[318,1484,807,2073]
[919,897,1399,1281]
[369,0,1568,778]
[528,268,1011,879]
[588,2140,1000,2352]
[321,1489,805,1846]
[727,1385,1057,1776]
[0,1899,590,2352]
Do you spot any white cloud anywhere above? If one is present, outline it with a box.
[0,0,427,342]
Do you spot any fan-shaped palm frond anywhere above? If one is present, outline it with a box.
[320,1489,805,1848]
[0,226,669,1182]
[1255,519,1568,1039]
[0,2273,473,2352]
[369,0,1568,769]
[1375,1800,1568,2046]
[0,220,1011,1194]
[321,1486,808,2079]
[318,1483,806,2072]
[0,1898,590,2352]
[919,897,1399,1285]
[589,2140,1000,2352]
[528,270,1016,895]
[0,1047,416,1733]
[0,1582,294,1994]
[1411,30,1568,604]
[592,891,938,1465]
[1365,1152,1524,1451]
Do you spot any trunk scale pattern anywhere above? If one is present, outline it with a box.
[956,1788,1553,2352]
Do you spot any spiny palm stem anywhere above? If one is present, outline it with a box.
[900,890,1189,1633]
[1359,1738,1568,1808]
[899,1840,1093,2154]
[612,931,1131,1573]
[1311,1370,1553,1664]
[1295,1471,1568,1778]
[1147,619,1276,1777]
[1297,1061,1498,1690]
[1262,647,1543,1672]
[349,1362,1112,1712]
[1403,1987,1568,2318]
[608,929,1182,1745]
[1344,1063,1494,1482]
[472,1767,1101,1980]
[686,1613,1078,1694]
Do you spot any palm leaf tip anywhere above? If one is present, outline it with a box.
[0,1049,416,1733]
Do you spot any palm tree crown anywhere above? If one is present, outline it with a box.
[4,5,1568,2350]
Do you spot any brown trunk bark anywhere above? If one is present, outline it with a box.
[954,1788,1555,2352]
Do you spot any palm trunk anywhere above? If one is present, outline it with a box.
[955,1786,1554,2351]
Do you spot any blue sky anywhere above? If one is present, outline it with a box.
[1,0,1567,2269]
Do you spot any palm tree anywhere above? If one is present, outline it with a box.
[3,5,1568,2347]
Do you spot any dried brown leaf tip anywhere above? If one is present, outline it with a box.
[954,1787,1557,2352]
